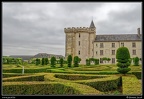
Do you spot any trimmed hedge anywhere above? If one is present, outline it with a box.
[2,82,80,95]
[2,73,33,78]
[2,81,104,95]
[54,74,108,80]
[74,75,122,92]
[46,69,124,74]
[3,68,47,73]
[3,74,45,82]
[45,73,122,92]
[132,72,142,79]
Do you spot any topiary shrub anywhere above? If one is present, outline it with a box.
[50,56,56,67]
[73,56,79,67]
[67,55,72,67]
[133,57,140,66]
[116,47,131,75]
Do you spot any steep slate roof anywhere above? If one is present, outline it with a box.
[89,20,95,28]
[95,34,142,42]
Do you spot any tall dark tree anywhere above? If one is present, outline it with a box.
[50,56,56,67]
[35,58,39,65]
[67,55,72,67]
[86,59,90,66]
[133,57,140,66]
[73,56,79,67]
[45,58,49,65]
[59,58,64,67]
[116,47,131,75]
[42,58,45,65]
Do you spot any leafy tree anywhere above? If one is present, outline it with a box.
[42,58,45,65]
[67,55,72,67]
[133,57,140,66]
[86,59,90,66]
[59,58,64,67]
[94,59,99,65]
[116,47,131,75]
[36,58,39,65]
[45,58,49,65]
[50,56,56,67]
[73,56,79,67]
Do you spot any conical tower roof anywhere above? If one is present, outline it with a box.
[89,20,95,28]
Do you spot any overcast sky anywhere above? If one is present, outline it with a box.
[2,2,142,56]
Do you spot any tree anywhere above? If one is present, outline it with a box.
[133,57,140,66]
[42,58,45,65]
[86,59,90,66]
[67,55,72,67]
[94,59,99,65]
[45,58,49,65]
[116,47,131,75]
[50,56,56,67]
[59,58,64,67]
[35,58,39,65]
[73,56,79,67]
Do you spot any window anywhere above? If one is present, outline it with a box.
[132,42,136,47]
[96,44,98,47]
[112,58,115,63]
[100,58,103,63]
[121,42,124,47]
[100,43,104,48]
[132,50,136,55]
[112,43,115,48]
[79,41,80,46]
[100,50,103,55]
[112,50,115,55]
[96,51,97,55]
[79,33,80,38]
[79,51,80,55]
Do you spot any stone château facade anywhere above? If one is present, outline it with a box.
[64,20,142,64]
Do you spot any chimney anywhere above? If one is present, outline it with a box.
[137,28,140,37]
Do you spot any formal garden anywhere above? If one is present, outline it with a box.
[2,47,142,95]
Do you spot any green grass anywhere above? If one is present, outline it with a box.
[122,74,142,95]
[2,63,142,95]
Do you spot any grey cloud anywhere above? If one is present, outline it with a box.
[96,4,141,34]
[2,2,141,56]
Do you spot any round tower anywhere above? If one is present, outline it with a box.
[64,20,96,64]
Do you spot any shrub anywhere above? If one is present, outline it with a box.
[133,57,140,66]
[59,58,64,67]
[73,56,79,67]
[116,47,131,74]
[67,55,72,67]
[50,56,56,67]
